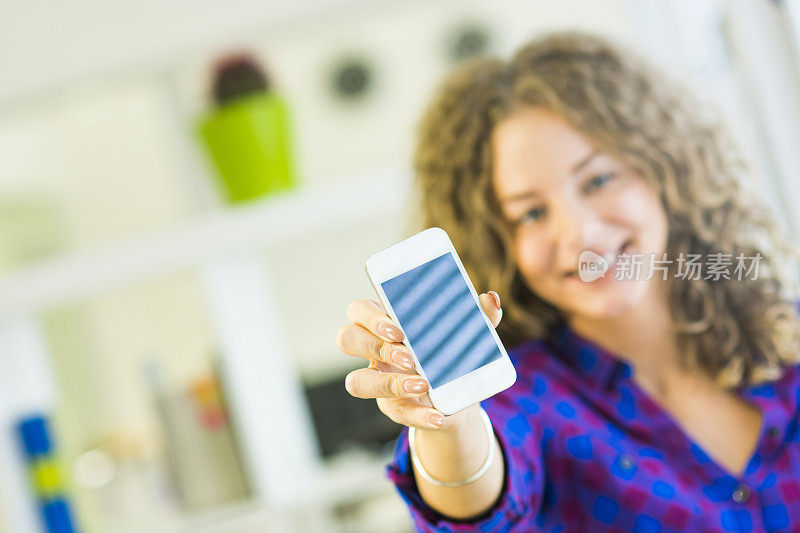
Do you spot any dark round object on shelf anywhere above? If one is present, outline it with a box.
[212,53,270,106]
[447,23,492,62]
[330,56,374,101]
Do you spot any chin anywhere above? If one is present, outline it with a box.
[573,294,634,318]
[551,277,650,320]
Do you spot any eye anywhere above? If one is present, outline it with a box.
[583,172,615,193]
[516,206,547,225]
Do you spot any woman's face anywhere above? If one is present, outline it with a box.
[492,107,669,319]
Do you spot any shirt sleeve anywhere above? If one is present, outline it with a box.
[385,399,545,532]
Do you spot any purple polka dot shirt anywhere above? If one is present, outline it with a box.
[387,322,800,532]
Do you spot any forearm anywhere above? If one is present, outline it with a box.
[411,406,505,520]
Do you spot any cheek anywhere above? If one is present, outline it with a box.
[514,231,552,281]
[610,181,668,246]
[611,183,651,223]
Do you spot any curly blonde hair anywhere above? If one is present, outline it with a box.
[411,31,800,388]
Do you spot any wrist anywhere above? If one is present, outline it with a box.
[415,403,482,439]
[409,405,495,487]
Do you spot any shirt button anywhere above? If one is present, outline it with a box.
[768,426,781,439]
[732,483,751,504]
[620,455,635,470]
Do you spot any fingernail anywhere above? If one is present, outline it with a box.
[392,349,414,370]
[404,379,428,394]
[488,291,501,310]
[426,412,444,427]
[378,321,404,342]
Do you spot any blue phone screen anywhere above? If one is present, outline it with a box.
[380,252,502,389]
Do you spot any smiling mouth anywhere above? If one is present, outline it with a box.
[604,239,634,269]
[564,239,633,278]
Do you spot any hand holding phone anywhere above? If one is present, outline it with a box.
[364,227,516,416]
[337,227,515,430]
[337,288,504,431]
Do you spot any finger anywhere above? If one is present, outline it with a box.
[479,291,503,328]
[377,398,444,429]
[369,359,417,376]
[369,298,386,312]
[336,324,414,370]
[346,298,404,343]
[344,368,429,400]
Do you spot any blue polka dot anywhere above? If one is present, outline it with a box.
[652,480,675,499]
[591,495,618,524]
[758,473,777,490]
[750,385,775,397]
[617,387,636,419]
[790,422,800,443]
[556,401,576,418]
[520,471,534,484]
[639,448,664,459]
[506,414,530,446]
[496,521,513,533]
[533,376,546,396]
[611,456,637,480]
[633,514,660,533]
[567,435,593,460]
[542,427,555,449]
[703,478,734,502]
[787,420,800,442]
[690,443,711,464]
[479,511,503,532]
[608,439,625,454]
[578,348,596,370]
[606,423,626,441]
[744,453,761,475]
[618,362,633,379]
[721,509,753,532]
[518,398,539,414]
[763,504,790,531]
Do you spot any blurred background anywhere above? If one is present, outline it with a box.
[1,0,800,531]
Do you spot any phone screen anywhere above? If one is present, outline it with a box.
[380,252,502,389]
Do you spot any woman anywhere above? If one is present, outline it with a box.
[335,32,800,531]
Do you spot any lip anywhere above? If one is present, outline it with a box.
[563,239,634,280]
[605,239,633,270]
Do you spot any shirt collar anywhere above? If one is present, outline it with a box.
[738,365,800,439]
[546,321,633,391]
[547,321,800,431]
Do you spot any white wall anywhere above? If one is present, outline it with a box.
[0,0,641,398]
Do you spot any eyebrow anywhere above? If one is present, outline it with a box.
[499,149,600,204]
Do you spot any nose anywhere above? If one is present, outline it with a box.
[549,196,603,267]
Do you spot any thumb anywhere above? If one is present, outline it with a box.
[479,291,503,328]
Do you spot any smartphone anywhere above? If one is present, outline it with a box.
[365,227,516,415]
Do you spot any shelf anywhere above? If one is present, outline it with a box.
[0,163,410,318]
[0,164,412,532]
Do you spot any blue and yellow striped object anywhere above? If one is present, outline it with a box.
[17,416,77,533]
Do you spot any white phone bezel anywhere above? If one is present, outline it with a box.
[365,227,516,415]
